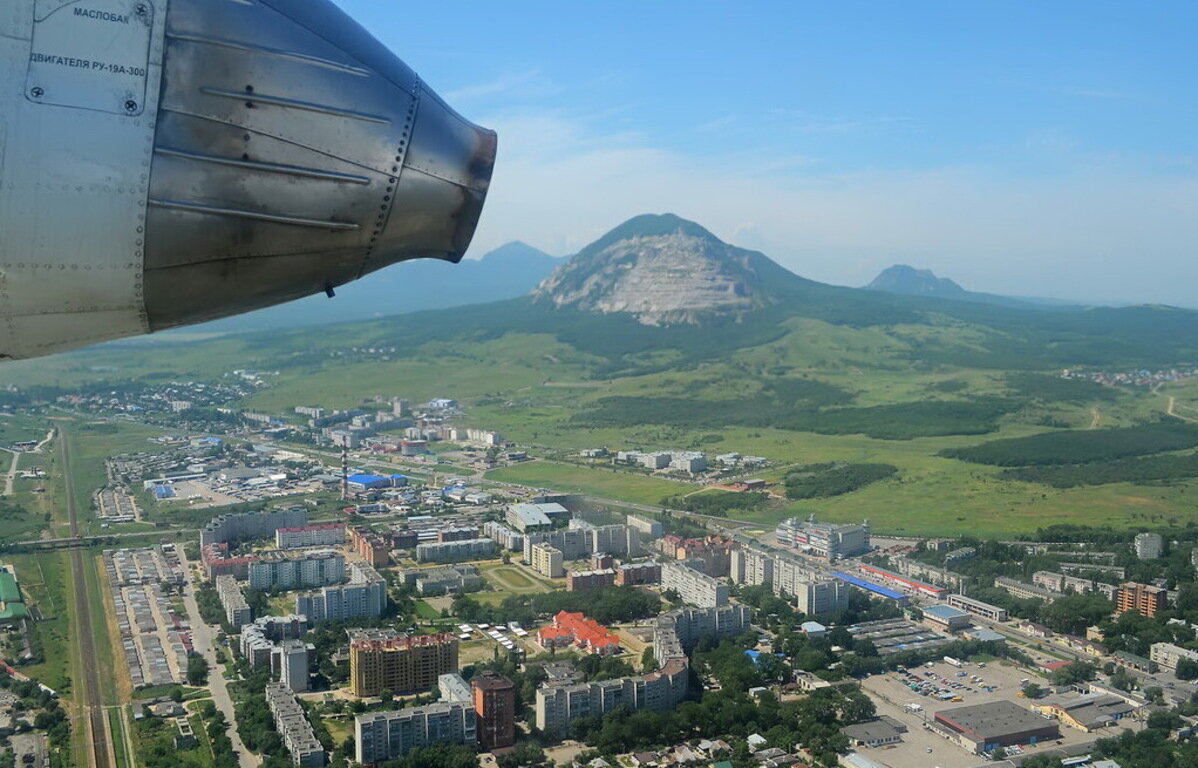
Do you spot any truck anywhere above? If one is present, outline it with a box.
[944,656,964,668]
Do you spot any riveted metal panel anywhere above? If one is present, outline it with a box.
[0,0,166,358]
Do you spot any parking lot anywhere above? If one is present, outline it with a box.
[857,658,1113,767]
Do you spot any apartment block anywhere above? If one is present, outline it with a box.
[355,702,476,765]
[349,526,392,567]
[530,543,564,579]
[661,561,728,607]
[994,577,1058,603]
[399,565,484,596]
[248,550,345,591]
[625,514,664,539]
[483,521,524,551]
[415,538,496,563]
[215,574,252,628]
[567,569,616,591]
[1116,582,1168,618]
[1135,532,1164,560]
[615,562,661,586]
[473,673,516,750]
[349,631,459,696]
[265,682,326,767]
[730,547,774,587]
[201,507,307,547]
[1150,642,1198,671]
[275,524,345,550]
[296,561,387,623]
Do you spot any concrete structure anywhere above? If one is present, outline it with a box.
[530,542,564,579]
[275,524,345,550]
[730,547,774,588]
[522,529,588,562]
[348,526,391,567]
[1134,532,1164,560]
[201,507,307,547]
[625,514,663,539]
[349,631,459,696]
[473,672,516,750]
[506,503,568,532]
[215,574,252,628]
[782,572,848,615]
[277,639,311,693]
[615,561,661,586]
[483,521,524,551]
[296,561,387,622]
[923,604,971,632]
[355,702,476,765]
[240,614,309,668]
[201,542,258,580]
[993,576,1058,603]
[1116,582,1168,618]
[932,701,1060,755]
[1150,642,1198,671]
[569,519,640,558]
[775,516,870,560]
[265,682,326,767]
[567,568,616,591]
[1030,694,1136,732]
[248,550,345,591]
[841,720,903,748]
[399,565,484,596]
[858,564,948,600]
[946,593,1009,622]
[415,538,496,563]
[437,672,472,703]
[661,561,728,607]
[536,604,750,736]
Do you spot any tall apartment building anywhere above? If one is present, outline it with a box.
[615,562,661,586]
[349,631,459,696]
[265,682,326,767]
[568,519,640,557]
[789,576,849,615]
[296,561,387,622]
[775,516,870,560]
[730,547,774,587]
[348,526,391,567]
[277,639,311,693]
[674,536,735,578]
[415,538,496,563]
[215,574,252,628]
[275,524,345,550]
[652,605,752,664]
[201,507,307,546]
[625,514,664,539]
[473,672,516,750]
[1134,532,1164,560]
[483,521,524,551]
[522,529,588,562]
[661,561,728,607]
[1115,582,1168,618]
[355,702,476,765]
[531,543,564,578]
[241,615,310,668]
[248,550,345,591]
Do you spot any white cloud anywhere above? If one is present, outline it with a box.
[466,110,1198,307]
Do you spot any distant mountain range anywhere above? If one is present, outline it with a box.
[865,264,1081,311]
[168,241,561,336]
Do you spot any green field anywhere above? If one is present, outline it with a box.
[487,460,691,506]
[480,564,558,594]
[414,600,441,620]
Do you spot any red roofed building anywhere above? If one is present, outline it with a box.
[537,611,622,655]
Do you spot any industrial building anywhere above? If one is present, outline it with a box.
[473,672,516,750]
[354,702,476,765]
[946,593,1009,622]
[922,604,971,632]
[200,507,307,546]
[265,682,326,767]
[275,523,345,550]
[349,630,459,696]
[248,550,345,591]
[296,561,387,622]
[932,701,1060,754]
[215,574,252,628]
[1030,694,1136,732]
[775,515,870,560]
[832,571,909,604]
[661,561,728,607]
[415,538,496,563]
[506,503,569,532]
[846,618,953,656]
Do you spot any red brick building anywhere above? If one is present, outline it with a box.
[472,672,515,750]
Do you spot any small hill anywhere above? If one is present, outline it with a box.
[532,213,801,325]
[865,264,1080,311]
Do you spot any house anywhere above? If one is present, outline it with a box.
[747,734,768,752]
[841,719,903,748]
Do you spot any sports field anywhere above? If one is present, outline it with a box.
[480,563,557,594]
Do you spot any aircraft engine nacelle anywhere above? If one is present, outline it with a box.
[0,0,496,358]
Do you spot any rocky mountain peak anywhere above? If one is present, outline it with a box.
[532,213,791,325]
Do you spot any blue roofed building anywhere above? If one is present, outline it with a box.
[923,603,971,632]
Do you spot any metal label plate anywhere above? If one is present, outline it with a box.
[25,0,153,115]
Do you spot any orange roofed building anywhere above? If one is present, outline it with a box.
[538,611,622,655]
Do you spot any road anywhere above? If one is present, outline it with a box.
[2,448,18,495]
[177,548,260,768]
[58,425,111,768]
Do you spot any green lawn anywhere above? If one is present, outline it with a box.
[414,600,441,620]
[486,460,691,506]
[479,564,557,595]
[8,552,74,695]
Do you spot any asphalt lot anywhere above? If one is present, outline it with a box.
[857,658,1125,767]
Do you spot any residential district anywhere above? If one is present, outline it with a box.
[1,389,1198,768]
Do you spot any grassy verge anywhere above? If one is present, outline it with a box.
[109,707,130,768]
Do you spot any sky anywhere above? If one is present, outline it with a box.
[333,1,1198,306]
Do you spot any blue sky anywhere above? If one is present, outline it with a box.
[334,1,1198,305]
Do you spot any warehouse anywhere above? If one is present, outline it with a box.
[832,571,909,604]
[922,603,971,632]
[857,564,948,599]
[933,701,1060,755]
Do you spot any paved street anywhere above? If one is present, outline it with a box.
[178,551,260,768]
